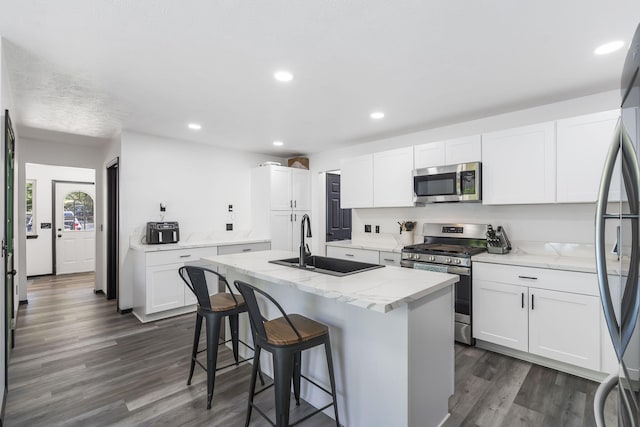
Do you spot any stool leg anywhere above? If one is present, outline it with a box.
[293,351,301,406]
[274,350,295,427]
[187,313,203,386]
[229,313,240,364]
[324,338,340,427]
[206,315,222,410]
[245,345,262,427]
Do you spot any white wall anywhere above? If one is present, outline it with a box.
[18,137,105,300]
[25,163,95,276]
[0,36,9,408]
[308,90,622,253]
[118,131,284,310]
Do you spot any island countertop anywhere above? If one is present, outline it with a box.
[202,249,459,313]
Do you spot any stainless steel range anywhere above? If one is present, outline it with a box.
[401,223,488,345]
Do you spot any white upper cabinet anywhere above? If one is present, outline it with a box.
[340,154,374,208]
[373,147,414,207]
[414,141,445,168]
[556,110,620,203]
[482,122,556,205]
[414,135,481,169]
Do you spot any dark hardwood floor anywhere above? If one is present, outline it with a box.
[5,273,619,426]
[5,273,335,426]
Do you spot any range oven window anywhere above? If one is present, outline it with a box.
[415,172,457,196]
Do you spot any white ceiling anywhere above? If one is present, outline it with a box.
[0,1,638,156]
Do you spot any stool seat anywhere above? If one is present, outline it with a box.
[208,293,245,312]
[265,314,328,345]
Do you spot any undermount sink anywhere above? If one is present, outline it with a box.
[269,255,385,277]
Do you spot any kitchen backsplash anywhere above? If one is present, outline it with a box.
[351,202,617,246]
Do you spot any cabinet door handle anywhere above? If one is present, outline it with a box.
[531,294,535,310]
[345,253,354,257]
[179,254,192,258]
[521,292,524,308]
[290,200,293,208]
[294,200,297,208]
[383,258,394,262]
[294,213,297,221]
[518,275,538,280]
[242,248,251,252]
[290,214,293,222]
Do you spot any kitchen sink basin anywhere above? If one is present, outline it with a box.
[269,255,385,277]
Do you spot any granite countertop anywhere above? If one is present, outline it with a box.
[202,250,458,313]
[471,241,625,275]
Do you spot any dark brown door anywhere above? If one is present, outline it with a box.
[325,173,351,241]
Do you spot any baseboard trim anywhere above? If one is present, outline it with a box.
[475,340,608,382]
[18,300,28,306]
[93,289,105,295]
[118,308,133,315]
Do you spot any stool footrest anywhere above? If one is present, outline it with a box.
[300,373,333,397]
[290,402,335,426]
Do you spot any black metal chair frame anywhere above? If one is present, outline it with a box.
[234,280,340,427]
[178,266,263,410]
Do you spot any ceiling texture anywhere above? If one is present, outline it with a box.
[0,1,639,155]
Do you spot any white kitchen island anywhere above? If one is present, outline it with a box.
[202,250,458,427]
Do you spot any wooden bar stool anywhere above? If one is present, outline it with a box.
[178,266,262,410]
[234,280,340,427]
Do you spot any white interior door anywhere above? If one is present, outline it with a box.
[55,182,96,275]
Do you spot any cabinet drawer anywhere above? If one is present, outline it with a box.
[473,262,598,296]
[217,242,271,255]
[146,246,219,266]
[326,246,379,264]
[379,251,401,267]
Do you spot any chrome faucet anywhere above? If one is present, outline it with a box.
[299,214,312,267]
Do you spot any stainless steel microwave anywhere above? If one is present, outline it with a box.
[413,162,482,203]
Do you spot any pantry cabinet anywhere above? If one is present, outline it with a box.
[252,165,311,250]
[473,262,601,371]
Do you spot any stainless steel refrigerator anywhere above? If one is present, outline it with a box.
[595,23,640,427]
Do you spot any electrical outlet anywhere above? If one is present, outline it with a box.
[226,223,233,231]
[364,224,371,233]
[375,225,380,233]
[228,204,233,212]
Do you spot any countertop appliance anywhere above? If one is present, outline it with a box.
[594,23,640,426]
[401,223,488,345]
[146,221,180,244]
[413,161,481,204]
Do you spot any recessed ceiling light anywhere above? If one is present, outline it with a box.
[274,71,294,82]
[273,141,284,146]
[188,123,202,130]
[370,112,385,119]
[594,40,624,55]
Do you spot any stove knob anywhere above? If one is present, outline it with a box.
[409,254,415,260]
[455,259,461,264]
[415,254,421,260]
[445,258,452,264]
[428,255,435,262]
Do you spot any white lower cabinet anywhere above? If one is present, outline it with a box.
[473,262,601,372]
[473,280,528,352]
[528,288,600,371]
[325,246,380,264]
[147,263,186,312]
[378,251,401,267]
[270,211,309,251]
[133,242,270,322]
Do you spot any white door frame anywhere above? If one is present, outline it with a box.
[52,180,95,275]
